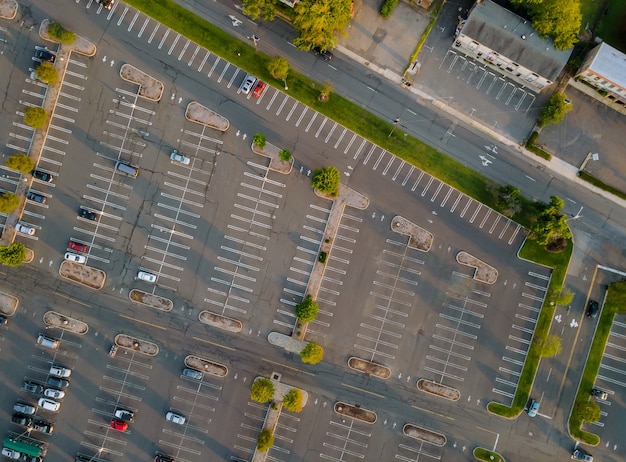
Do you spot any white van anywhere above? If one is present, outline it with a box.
[37,334,59,349]
[115,161,139,177]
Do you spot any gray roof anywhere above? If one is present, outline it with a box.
[461,0,572,81]
[586,42,626,88]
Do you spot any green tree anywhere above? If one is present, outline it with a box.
[495,185,521,218]
[256,429,274,451]
[253,132,266,148]
[311,166,340,196]
[539,334,562,357]
[295,294,319,322]
[268,56,289,80]
[278,149,292,162]
[300,341,324,364]
[530,196,571,246]
[0,193,20,214]
[530,0,581,50]
[48,22,75,44]
[555,287,575,306]
[6,153,34,174]
[23,106,47,129]
[380,0,399,18]
[243,0,277,21]
[574,400,601,423]
[0,243,27,267]
[293,0,352,51]
[538,93,572,127]
[282,389,303,412]
[250,378,274,403]
[34,61,58,85]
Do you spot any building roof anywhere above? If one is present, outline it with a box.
[585,42,626,88]
[461,0,572,81]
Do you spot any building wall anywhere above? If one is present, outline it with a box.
[453,34,553,93]
[575,69,626,106]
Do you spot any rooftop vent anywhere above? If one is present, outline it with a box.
[521,35,526,40]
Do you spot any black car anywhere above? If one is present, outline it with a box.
[312,46,333,61]
[79,209,98,221]
[32,169,53,182]
[26,191,47,204]
[23,380,44,394]
[35,48,56,63]
[12,413,33,427]
[96,0,115,9]
[0,315,7,325]
[586,300,599,318]
[46,376,69,389]
[32,419,54,434]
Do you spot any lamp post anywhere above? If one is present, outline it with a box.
[388,117,400,137]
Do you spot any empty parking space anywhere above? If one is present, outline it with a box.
[319,414,372,461]
[394,436,444,461]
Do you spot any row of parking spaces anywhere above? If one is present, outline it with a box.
[158,371,222,461]
[320,414,372,462]
[491,270,550,404]
[7,54,90,239]
[81,347,152,458]
[84,0,525,251]
[439,50,536,113]
[424,270,490,384]
[139,126,221,289]
[204,161,284,317]
[231,401,300,462]
[353,237,423,363]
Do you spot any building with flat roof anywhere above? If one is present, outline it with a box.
[453,0,572,93]
[575,42,626,108]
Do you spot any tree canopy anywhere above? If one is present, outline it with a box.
[268,56,289,80]
[539,334,562,357]
[574,400,601,423]
[35,61,58,85]
[511,0,581,50]
[0,243,27,267]
[243,0,277,21]
[6,153,34,174]
[300,341,324,364]
[530,196,571,246]
[282,388,303,412]
[311,166,340,196]
[295,294,319,322]
[0,192,20,214]
[250,378,274,403]
[256,429,274,451]
[23,106,47,129]
[538,93,572,127]
[293,0,352,50]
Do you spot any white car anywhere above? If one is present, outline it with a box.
[240,74,257,95]
[165,411,186,425]
[64,252,86,264]
[44,388,65,399]
[50,365,72,378]
[170,150,190,165]
[38,398,60,412]
[138,270,157,283]
[1,448,21,459]
[16,223,36,236]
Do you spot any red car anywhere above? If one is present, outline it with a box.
[68,240,88,253]
[252,81,266,99]
[110,419,128,431]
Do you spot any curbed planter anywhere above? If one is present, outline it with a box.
[114,333,159,356]
[59,261,106,290]
[456,251,498,284]
[129,289,173,311]
[348,357,391,379]
[39,19,97,56]
[43,311,88,335]
[334,402,377,424]
[120,63,164,101]
[23,248,34,263]
[416,378,460,401]
[251,141,293,175]
[268,331,307,354]
[403,423,447,447]
[185,101,229,131]
[185,355,228,377]
[0,290,19,316]
[0,0,19,20]
[198,310,242,333]
[391,215,433,251]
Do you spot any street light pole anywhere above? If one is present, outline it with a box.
[388,117,400,137]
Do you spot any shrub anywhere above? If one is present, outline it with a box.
[282,389,303,412]
[0,192,20,214]
[380,0,398,18]
[23,106,47,129]
[295,294,318,322]
[539,334,562,357]
[250,378,274,403]
[257,429,274,451]
[48,21,75,44]
[253,132,266,148]
[0,243,27,267]
[537,92,572,127]
[268,56,289,80]
[300,341,324,364]
[278,149,292,162]
[34,61,58,85]
[6,153,34,174]
[311,166,340,196]
[318,251,327,263]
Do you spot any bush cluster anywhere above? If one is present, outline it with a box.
[48,22,75,44]
[380,0,399,18]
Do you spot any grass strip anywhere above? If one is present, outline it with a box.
[473,447,505,462]
[578,171,626,201]
[525,131,552,160]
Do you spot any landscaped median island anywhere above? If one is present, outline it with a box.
[251,134,294,175]
[456,251,498,284]
[0,0,17,20]
[391,215,433,251]
[403,423,446,447]
[184,355,228,377]
[417,378,460,401]
[120,64,164,101]
[43,311,88,335]
[198,310,243,333]
[185,101,229,131]
[129,289,173,312]
[59,261,106,290]
[0,290,19,317]
[334,402,377,424]
[473,447,506,462]
[114,333,159,356]
[347,357,391,379]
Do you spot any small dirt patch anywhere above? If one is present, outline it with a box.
[0,0,18,20]
[59,261,106,290]
[416,378,460,401]
[198,310,242,333]
[120,64,164,101]
[334,402,377,424]
[24,248,34,263]
[185,101,229,131]
[185,355,228,377]
[456,251,498,284]
[0,290,19,316]
[348,357,391,379]
[114,333,158,356]
[403,423,447,447]
[392,215,433,251]
[129,289,173,311]
[43,311,89,335]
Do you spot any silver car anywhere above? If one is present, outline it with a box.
[240,74,257,95]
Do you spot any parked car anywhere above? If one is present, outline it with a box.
[11,413,33,427]
[591,387,608,400]
[23,381,44,394]
[165,411,186,425]
[32,419,54,434]
[32,169,53,182]
[44,388,65,399]
[154,456,174,462]
[526,399,539,417]
[46,377,69,389]
[240,74,256,95]
[572,448,593,461]
[50,365,72,377]
[34,48,56,63]
[37,334,58,349]
[586,300,599,318]
[170,150,190,165]
[26,191,47,204]
[79,209,99,221]
[114,408,135,423]
[313,46,333,61]
[68,240,88,252]
[252,81,267,99]
[182,368,203,380]
[64,252,86,264]
[38,398,60,412]
[16,223,36,236]
[137,270,157,283]
[0,315,6,325]
[13,402,36,415]
[1,448,21,460]
[110,419,128,431]
[96,0,115,10]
